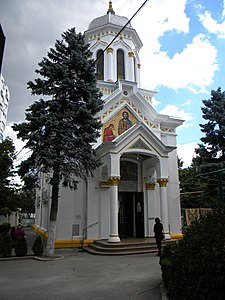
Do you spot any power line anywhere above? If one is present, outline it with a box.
[83,0,149,79]
[12,1,150,169]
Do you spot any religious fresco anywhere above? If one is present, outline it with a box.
[102,108,138,142]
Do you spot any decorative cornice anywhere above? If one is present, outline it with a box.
[108,176,120,186]
[100,87,113,94]
[161,127,175,133]
[146,183,156,190]
[157,178,169,187]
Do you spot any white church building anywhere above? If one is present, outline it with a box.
[34,1,183,247]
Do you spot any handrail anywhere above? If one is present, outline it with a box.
[80,221,99,249]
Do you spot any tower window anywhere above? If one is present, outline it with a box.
[117,49,125,80]
[96,50,104,80]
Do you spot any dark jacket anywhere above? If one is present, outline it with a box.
[154,222,164,240]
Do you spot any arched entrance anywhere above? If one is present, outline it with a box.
[118,159,144,238]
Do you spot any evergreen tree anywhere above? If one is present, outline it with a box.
[0,138,18,214]
[13,28,104,255]
[193,87,225,202]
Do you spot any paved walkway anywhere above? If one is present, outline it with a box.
[0,227,163,300]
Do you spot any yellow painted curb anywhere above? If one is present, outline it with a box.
[32,225,94,248]
[170,233,183,240]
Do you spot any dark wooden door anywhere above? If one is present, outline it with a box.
[118,192,134,238]
[135,192,144,238]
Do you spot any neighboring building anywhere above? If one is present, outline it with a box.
[0,25,9,142]
[34,1,184,246]
[0,24,6,74]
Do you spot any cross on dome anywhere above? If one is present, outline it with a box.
[107,0,115,14]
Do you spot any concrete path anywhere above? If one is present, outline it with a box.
[0,249,162,300]
[0,227,163,299]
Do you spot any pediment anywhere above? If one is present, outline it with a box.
[97,122,176,159]
[129,138,151,151]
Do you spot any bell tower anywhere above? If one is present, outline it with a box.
[85,1,143,85]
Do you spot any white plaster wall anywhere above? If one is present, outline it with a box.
[56,181,84,240]
[86,178,100,239]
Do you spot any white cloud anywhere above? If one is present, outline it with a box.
[159,104,194,128]
[199,11,225,38]
[177,142,198,168]
[5,124,29,169]
[132,0,190,53]
[151,96,160,108]
[141,33,218,92]
[181,99,192,106]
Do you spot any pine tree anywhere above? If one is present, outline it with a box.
[13,28,104,256]
[200,87,225,163]
[193,87,225,202]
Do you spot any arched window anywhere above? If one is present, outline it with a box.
[117,49,125,80]
[96,50,104,80]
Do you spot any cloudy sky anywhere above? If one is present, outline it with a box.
[1,0,225,167]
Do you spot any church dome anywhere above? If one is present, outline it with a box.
[88,1,133,31]
[88,14,132,31]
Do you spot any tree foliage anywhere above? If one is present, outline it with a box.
[13,28,104,255]
[0,138,18,214]
[161,205,225,299]
[193,87,225,202]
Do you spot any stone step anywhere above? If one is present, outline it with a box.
[84,238,176,255]
[88,243,157,253]
[84,247,157,256]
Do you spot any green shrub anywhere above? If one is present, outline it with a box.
[32,235,44,255]
[0,233,12,257]
[0,223,11,235]
[15,237,27,256]
[160,206,225,299]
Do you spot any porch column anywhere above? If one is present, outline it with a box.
[146,181,156,237]
[106,47,114,82]
[157,178,171,239]
[127,52,135,81]
[108,176,121,243]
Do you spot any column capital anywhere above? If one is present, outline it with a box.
[128,51,134,57]
[99,180,110,188]
[108,176,120,186]
[107,47,113,54]
[157,178,169,187]
[146,183,156,190]
[137,63,141,69]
